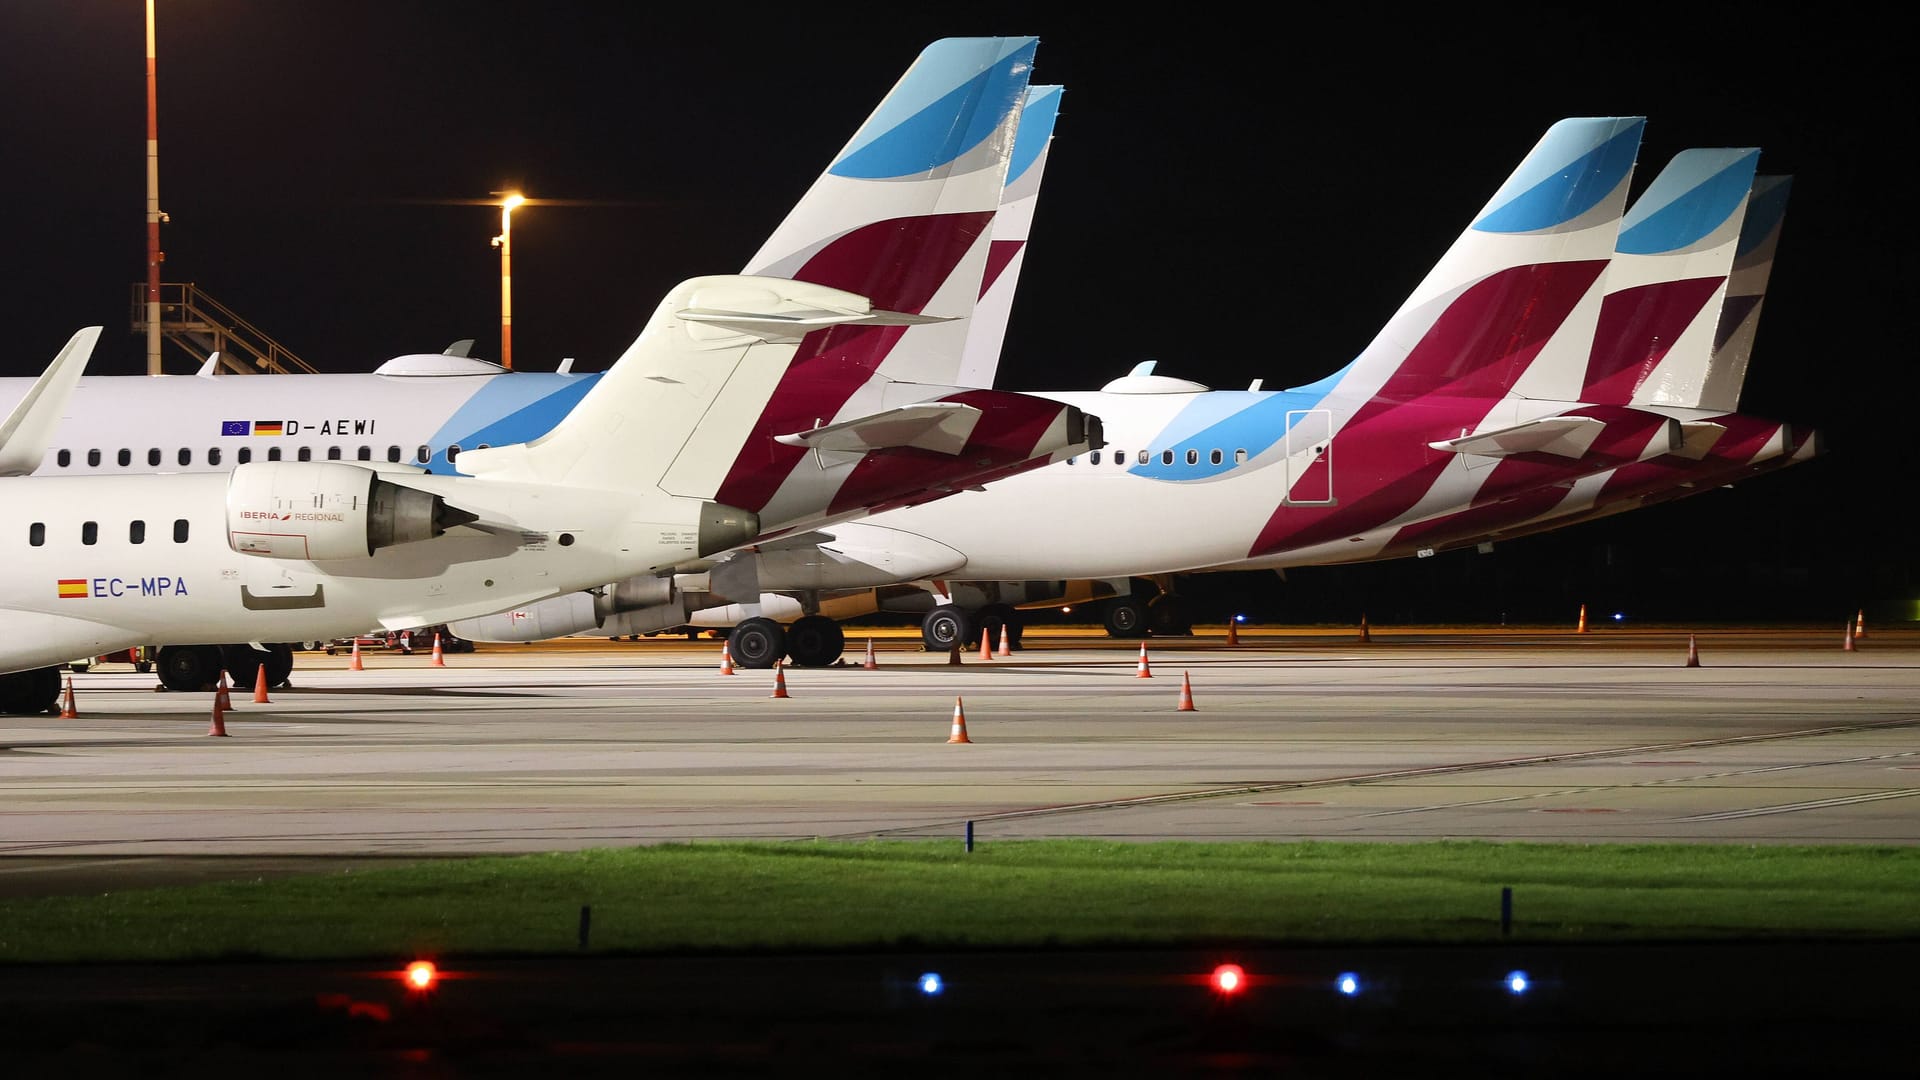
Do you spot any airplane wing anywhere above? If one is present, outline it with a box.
[0,327,100,476]
[774,403,981,455]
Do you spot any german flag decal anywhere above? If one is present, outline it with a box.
[254,421,284,436]
[57,579,88,599]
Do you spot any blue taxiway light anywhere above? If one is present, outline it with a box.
[918,973,943,996]
[1505,970,1531,995]
[1335,972,1362,997]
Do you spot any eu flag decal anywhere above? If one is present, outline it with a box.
[221,420,250,436]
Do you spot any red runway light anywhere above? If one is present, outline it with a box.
[1211,963,1246,994]
[405,961,438,991]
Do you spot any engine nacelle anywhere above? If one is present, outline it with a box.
[448,592,602,642]
[226,461,476,561]
[594,574,676,619]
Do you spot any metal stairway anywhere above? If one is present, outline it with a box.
[130,282,320,374]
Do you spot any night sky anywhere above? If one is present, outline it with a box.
[0,4,1905,624]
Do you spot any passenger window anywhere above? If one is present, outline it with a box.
[208,447,222,466]
[1089,450,1101,465]
[178,448,192,466]
[238,447,252,464]
[117,449,131,467]
[1234,449,1248,464]
[129,520,146,544]
[81,521,98,545]
[268,447,282,462]
[56,449,71,468]
[416,445,431,464]
[1186,449,1199,466]
[1138,450,1149,465]
[388,446,402,463]
[87,449,102,467]
[29,523,45,546]
[327,447,342,460]
[297,447,312,462]
[446,445,461,463]
[357,446,372,461]
[1209,449,1223,465]
[148,448,161,466]
[173,519,189,543]
[1161,450,1174,466]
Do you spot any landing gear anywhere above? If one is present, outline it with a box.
[1102,595,1151,638]
[157,645,224,692]
[1148,593,1194,637]
[728,617,786,669]
[920,605,974,652]
[785,615,845,668]
[0,667,61,715]
[975,603,1023,650]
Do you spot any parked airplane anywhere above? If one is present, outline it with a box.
[0,37,1100,712]
[4,114,1816,676]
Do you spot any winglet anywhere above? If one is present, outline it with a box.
[196,351,222,378]
[0,327,100,476]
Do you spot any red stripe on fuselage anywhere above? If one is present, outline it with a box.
[1248,262,1607,557]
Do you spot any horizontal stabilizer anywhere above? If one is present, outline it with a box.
[677,280,952,344]
[1430,416,1607,459]
[1670,421,1728,461]
[0,326,100,476]
[775,402,981,455]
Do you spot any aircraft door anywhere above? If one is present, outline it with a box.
[1284,409,1333,505]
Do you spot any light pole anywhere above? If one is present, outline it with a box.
[490,192,525,370]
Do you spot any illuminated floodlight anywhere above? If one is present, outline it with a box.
[404,960,438,992]
[1504,969,1530,995]
[918,972,944,996]
[1211,963,1246,995]
[1334,972,1362,997]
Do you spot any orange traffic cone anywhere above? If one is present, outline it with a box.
[863,639,878,670]
[1225,619,1239,646]
[349,638,365,671]
[215,671,236,712]
[1359,614,1372,643]
[996,624,1011,658]
[253,663,272,704]
[947,696,972,743]
[1855,609,1867,639]
[771,660,790,698]
[1685,634,1700,668]
[59,673,79,719]
[1136,642,1153,678]
[978,627,993,661]
[1844,622,1856,652]
[431,633,447,667]
[206,694,230,737]
[948,644,963,665]
[718,643,735,675]
[1176,671,1196,712]
[1576,604,1589,634]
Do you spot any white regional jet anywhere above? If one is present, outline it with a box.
[4,108,1814,677]
[0,37,1099,712]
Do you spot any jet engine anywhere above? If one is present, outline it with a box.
[225,461,477,561]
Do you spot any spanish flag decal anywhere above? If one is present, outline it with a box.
[57,579,88,599]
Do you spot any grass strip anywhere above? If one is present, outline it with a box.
[3,839,1916,964]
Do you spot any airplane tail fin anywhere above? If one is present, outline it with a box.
[1572,147,1761,407]
[741,36,1037,387]
[0,326,99,476]
[1696,174,1791,412]
[957,83,1063,389]
[1336,118,1645,403]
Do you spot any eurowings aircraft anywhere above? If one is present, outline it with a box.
[0,36,1100,712]
[2,114,1816,679]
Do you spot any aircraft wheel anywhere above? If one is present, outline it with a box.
[728,617,786,669]
[1148,594,1194,637]
[1102,596,1151,638]
[264,643,296,687]
[157,645,223,692]
[220,644,266,691]
[0,667,62,715]
[786,615,845,667]
[920,606,974,652]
